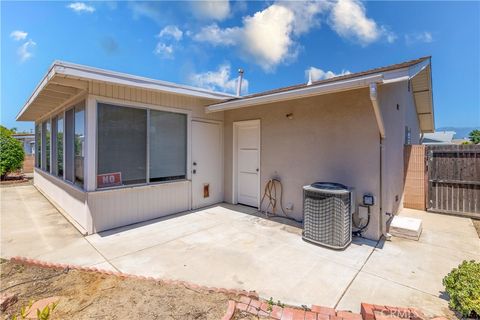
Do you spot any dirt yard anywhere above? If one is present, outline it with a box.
[0,259,244,320]
[0,173,32,188]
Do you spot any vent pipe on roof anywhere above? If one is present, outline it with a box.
[236,68,244,97]
[307,69,313,86]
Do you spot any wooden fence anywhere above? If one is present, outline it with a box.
[426,145,480,219]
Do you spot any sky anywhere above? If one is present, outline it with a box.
[1,0,479,133]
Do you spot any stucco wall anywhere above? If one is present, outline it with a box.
[378,81,420,218]
[223,88,383,240]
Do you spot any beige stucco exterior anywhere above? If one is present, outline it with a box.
[379,81,421,223]
[223,88,382,239]
[223,81,420,240]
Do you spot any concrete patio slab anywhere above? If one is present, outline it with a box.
[336,271,453,317]
[2,185,479,318]
[401,208,480,255]
[0,185,106,267]
[95,205,375,307]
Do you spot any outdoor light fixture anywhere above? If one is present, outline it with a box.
[286,113,294,120]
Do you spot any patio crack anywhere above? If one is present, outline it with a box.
[333,237,380,309]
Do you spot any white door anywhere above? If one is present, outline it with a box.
[234,120,260,207]
[192,121,223,209]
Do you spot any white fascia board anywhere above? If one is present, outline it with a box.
[53,61,235,100]
[408,58,431,79]
[206,74,384,113]
[408,59,435,133]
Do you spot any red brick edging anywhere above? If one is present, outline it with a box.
[7,257,448,320]
[7,256,259,299]
[221,297,448,320]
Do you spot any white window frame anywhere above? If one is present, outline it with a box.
[33,101,86,192]
[91,95,192,191]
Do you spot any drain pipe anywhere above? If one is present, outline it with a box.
[369,83,390,239]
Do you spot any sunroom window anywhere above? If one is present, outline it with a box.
[97,103,147,186]
[149,110,187,182]
[96,103,187,189]
[35,124,41,169]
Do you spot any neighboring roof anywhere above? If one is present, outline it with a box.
[16,61,236,121]
[12,133,35,138]
[206,56,435,133]
[422,131,456,145]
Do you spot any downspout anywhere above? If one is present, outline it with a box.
[369,83,390,239]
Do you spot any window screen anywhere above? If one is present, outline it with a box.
[42,120,51,172]
[56,115,64,178]
[149,110,187,182]
[35,124,41,169]
[65,108,75,183]
[51,117,58,175]
[97,103,147,186]
[74,105,85,188]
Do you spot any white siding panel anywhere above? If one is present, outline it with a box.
[87,181,191,232]
[34,170,88,230]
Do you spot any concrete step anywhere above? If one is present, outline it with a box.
[389,216,422,240]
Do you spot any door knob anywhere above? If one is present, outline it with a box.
[256,168,259,172]
[193,169,197,174]
[193,162,197,166]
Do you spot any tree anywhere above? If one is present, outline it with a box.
[469,129,480,144]
[0,127,25,179]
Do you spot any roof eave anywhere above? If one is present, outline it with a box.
[16,61,236,122]
[53,61,235,100]
[206,73,386,113]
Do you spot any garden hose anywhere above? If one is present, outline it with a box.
[259,179,302,223]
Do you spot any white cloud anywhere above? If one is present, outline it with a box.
[193,2,326,71]
[385,30,398,44]
[305,66,351,82]
[405,31,433,45]
[17,39,36,62]
[191,0,230,21]
[193,24,240,46]
[191,0,393,70]
[279,1,329,36]
[67,2,95,13]
[329,0,383,45]
[129,2,162,22]
[242,4,297,70]
[189,64,249,94]
[158,25,183,41]
[10,30,28,41]
[154,42,174,59]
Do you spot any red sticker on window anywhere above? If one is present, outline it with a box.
[97,172,122,188]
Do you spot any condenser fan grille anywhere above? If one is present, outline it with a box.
[302,183,353,250]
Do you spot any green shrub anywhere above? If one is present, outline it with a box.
[443,260,480,317]
[469,129,480,144]
[0,128,24,179]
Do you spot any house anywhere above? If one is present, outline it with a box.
[16,57,434,241]
[12,133,35,173]
[422,131,455,144]
[12,133,35,155]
